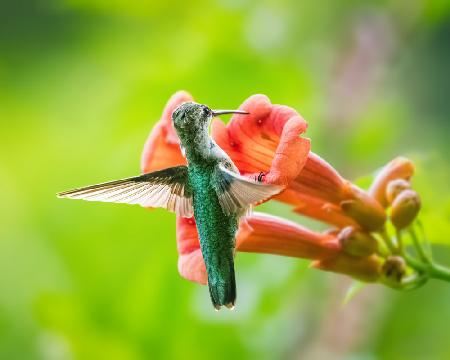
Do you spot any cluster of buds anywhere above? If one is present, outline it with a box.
[141,92,449,289]
[280,155,423,286]
[300,155,448,289]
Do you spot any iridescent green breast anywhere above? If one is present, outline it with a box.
[188,164,238,308]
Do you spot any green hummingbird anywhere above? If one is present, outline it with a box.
[58,102,282,310]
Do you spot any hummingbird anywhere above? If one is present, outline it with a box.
[58,102,282,310]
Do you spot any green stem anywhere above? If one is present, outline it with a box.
[404,253,426,272]
[395,229,404,254]
[409,227,431,264]
[377,224,450,285]
[428,263,450,282]
[404,253,450,282]
[380,228,396,254]
[373,233,389,257]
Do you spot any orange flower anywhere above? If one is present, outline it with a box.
[177,213,383,284]
[276,153,386,231]
[140,91,383,285]
[209,94,385,230]
[288,152,350,203]
[211,94,310,186]
[275,153,360,228]
[142,91,311,187]
[177,212,342,284]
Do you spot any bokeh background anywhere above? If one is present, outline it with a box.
[1,0,450,359]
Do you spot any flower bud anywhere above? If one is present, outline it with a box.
[390,189,421,229]
[340,186,386,231]
[369,157,415,207]
[386,179,410,205]
[382,256,406,283]
[338,226,378,257]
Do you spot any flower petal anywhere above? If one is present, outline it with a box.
[273,153,358,228]
[211,94,310,186]
[289,153,350,204]
[236,213,341,259]
[176,216,207,285]
[276,190,360,228]
[140,91,192,173]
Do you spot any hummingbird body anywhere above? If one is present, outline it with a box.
[189,163,238,308]
[173,103,241,309]
[58,101,281,310]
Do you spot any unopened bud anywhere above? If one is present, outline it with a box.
[386,179,410,204]
[338,226,378,257]
[390,189,421,229]
[369,157,415,207]
[341,186,386,231]
[382,256,406,282]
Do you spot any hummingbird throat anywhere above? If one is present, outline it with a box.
[177,122,215,164]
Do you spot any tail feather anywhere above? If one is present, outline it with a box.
[207,255,236,310]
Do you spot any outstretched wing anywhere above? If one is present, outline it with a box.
[213,164,283,216]
[57,166,193,217]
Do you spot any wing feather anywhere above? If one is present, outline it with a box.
[213,164,283,216]
[57,166,194,217]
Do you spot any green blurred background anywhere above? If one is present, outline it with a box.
[1,0,450,359]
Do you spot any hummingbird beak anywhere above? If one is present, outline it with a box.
[211,109,249,116]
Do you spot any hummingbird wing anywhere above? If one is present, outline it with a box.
[213,164,283,216]
[57,166,193,217]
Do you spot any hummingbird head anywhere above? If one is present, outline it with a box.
[172,102,249,139]
[172,102,212,134]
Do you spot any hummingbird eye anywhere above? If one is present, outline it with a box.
[202,106,212,117]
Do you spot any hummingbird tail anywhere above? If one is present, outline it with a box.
[207,255,236,311]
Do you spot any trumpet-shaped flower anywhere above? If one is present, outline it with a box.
[140,91,387,285]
